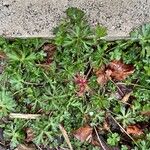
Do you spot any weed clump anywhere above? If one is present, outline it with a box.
[0,7,150,150]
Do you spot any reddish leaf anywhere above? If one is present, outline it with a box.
[74,74,90,97]
[73,125,93,142]
[126,125,143,136]
[107,60,134,80]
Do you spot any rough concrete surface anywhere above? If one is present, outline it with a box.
[0,0,150,37]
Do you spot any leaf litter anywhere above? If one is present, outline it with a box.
[96,60,134,86]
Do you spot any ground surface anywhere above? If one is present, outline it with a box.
[0,0,150,37]
[0,8,150,149]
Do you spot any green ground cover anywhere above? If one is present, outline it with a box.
[0,7,150,150]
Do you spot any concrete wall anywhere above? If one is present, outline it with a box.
[0,0,150,37]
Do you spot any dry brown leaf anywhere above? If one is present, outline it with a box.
[38,43,56,69]
[73,125,93,142]
[95,60,134,86]
[73,125,111,149]
[116,83,132,99]
[141,111,150,116]
[15,144,36,150]
[121,91,132,103]
[91,139,101,147]
[126,125,143,136]
[25,128,34,143]
[95,65,110,85]
[0,52,6,59]
[103,120,110,131]
[43,43,56,64]
[107,60,134,80]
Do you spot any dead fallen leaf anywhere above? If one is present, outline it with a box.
[141,111,150,116]
[121,91,132,103]
[116,83,132,99]
[0,52,6,59]
[107,60,134,81]
[37,43,56,69]
[43,43,56,64]
[90,139,101,147]
[126,125,143,136]
[15,144,36,150]
[73,125,112,149]
[105,113,120,132]
[95,65,109,86]
[25,128,34,143]
[95,60,134,86]
[103,120,110,131]
[73,125,93,142]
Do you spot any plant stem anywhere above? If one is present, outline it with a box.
[93,126,107,150]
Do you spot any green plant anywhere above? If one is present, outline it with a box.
[107,132,120,146]
[130,23,150,58]
[133,140,150,150]
[121,145,128,150]
[116,107,136,127]
[0,7,150,150]
[4,119,26,148]
[0,89,16,117]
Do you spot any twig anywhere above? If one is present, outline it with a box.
[36,63,50,68]
[59,124,73,150]
[12,88,27,96]
[117,82,150,91]
[59,147,70,150]
[85,66,92,79]
[109,79,131,105]
[0,141,5,146]
[9,113,41,119]
[35,144,42,150]
[110,114,138,146]
[109,78,124,96]
[22,81,44,86]
[93,126,107,150]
